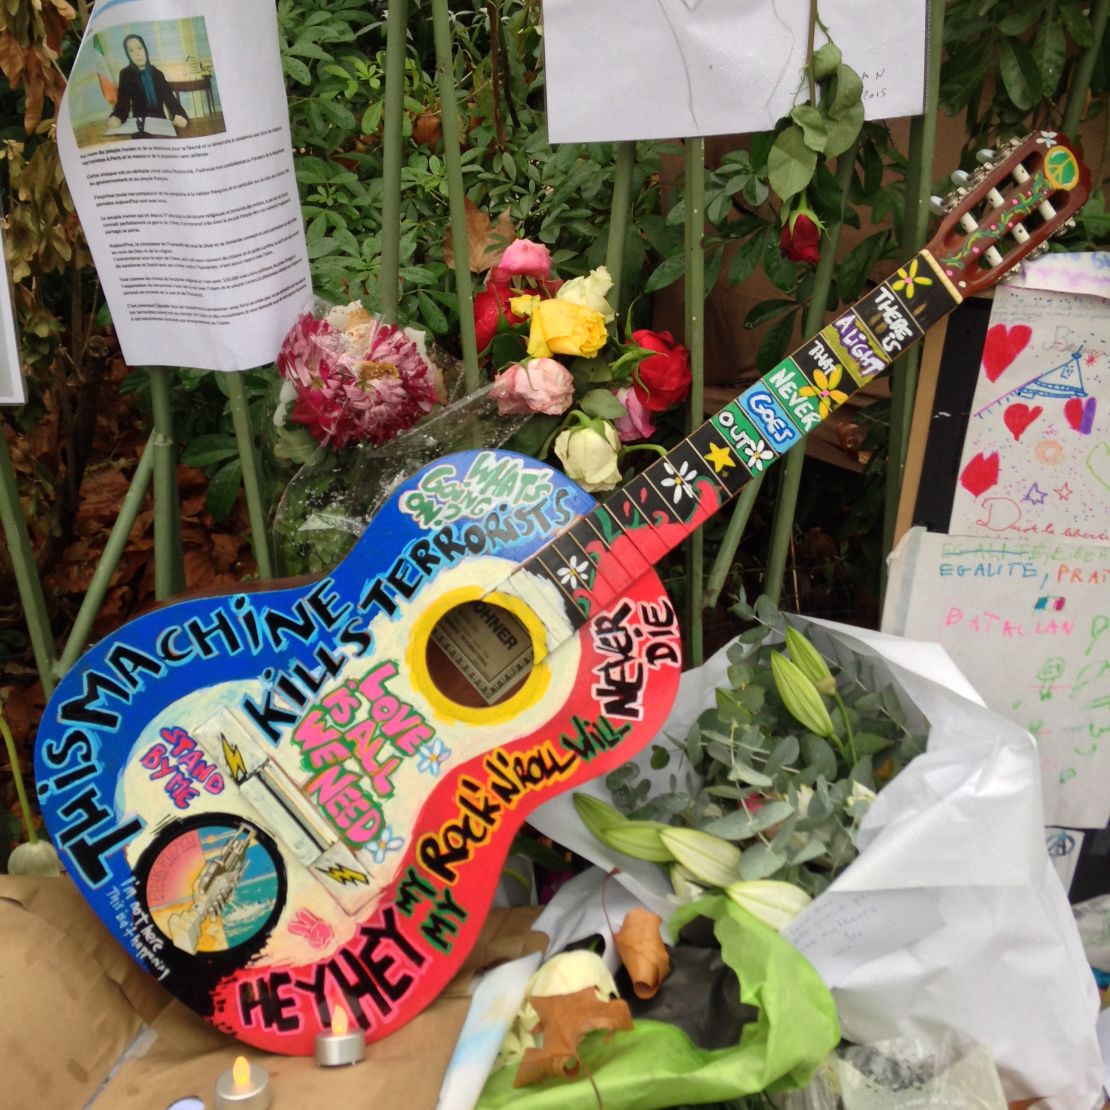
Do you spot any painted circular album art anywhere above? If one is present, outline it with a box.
[141,817,283,957]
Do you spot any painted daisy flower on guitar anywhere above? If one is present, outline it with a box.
[277,300,442,449]
[417,736,452,776]
[369,825,405,864]
[660,459,698,504]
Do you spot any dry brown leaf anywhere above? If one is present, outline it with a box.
[614,908,671,999]
[442,198,516,273]
[514,987,633,1088]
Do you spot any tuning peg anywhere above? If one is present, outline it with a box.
[975,148,996,165]
[951,169,972,188]
[929,195,949,216]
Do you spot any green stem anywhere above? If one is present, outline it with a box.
[148,366,184,600]
[882,0,945,582]
[432,0,481,391]
[703,471,764,609]
[832,689,858,767]
[0,427,56,695]
[763,139,859,605]
[684,138,706,666]
[806,0,819,104]
[379,0,409,325]
[1064,0,1110,137]
[605,142,637,317]
[226,373,273,579]
[1,715,37,844]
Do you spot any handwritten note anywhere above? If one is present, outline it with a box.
[783,888,942,985]
[541,0,927,143]
[885,528,1110,828]
[949,283,1110,546]
[1009,250,1110,299]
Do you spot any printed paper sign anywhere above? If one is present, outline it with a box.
[541,0,927,142]
[57,0,311,371]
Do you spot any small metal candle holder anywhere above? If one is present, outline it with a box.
[315,1005,366,1067]
[215,1057,272,1110]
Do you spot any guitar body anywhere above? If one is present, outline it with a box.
[34,449,683,1054]
[34,129,1090,1056]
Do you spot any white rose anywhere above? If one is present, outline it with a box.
[556,265,616,322]
[554,421,622,491]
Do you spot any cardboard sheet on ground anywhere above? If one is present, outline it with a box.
[532,619,1104,1107]
[883,527,1110,829]
[0,874,545,1109]
[57,0,310,371]
[540,0,927,143]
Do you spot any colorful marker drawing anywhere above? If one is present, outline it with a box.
[951,285,1109,547]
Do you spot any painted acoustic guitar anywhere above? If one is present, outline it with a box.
[35,132,1088,1054]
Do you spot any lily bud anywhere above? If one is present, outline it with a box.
[785,625,837,696]
[771,652,836,739]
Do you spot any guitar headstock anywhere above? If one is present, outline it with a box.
[927,130,1090,298]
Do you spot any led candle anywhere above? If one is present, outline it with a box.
[215,1055,272,1110]
[314,1005,366,1067]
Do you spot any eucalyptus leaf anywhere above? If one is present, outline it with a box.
[705,800,794,840]
[738,842,788,881]
[726,760,774,788]
[768,125,818,201]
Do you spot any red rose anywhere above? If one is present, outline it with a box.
[473,279,524,352]
[630,329,691,412]
[779,211,821,264]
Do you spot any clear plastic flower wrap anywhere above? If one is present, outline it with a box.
[269,297,531,576]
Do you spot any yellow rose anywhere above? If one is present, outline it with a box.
[556,265,616,322]
[526,298,608,359]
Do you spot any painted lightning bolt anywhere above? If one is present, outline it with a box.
[221,734,247,784]
[319,863,369,887]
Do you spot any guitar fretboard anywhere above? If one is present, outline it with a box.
[497,248,962,635]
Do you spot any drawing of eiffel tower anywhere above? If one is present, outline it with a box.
[974,346,1087,418]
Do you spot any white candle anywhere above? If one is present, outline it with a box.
[215,1056,272,1110]
[314,1005,366,1067]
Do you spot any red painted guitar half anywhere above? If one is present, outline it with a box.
[34,133,1088,1054]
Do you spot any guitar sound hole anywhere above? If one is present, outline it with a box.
[427,599,534,709]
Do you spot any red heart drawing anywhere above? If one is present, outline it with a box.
[1064,396,1097,434]
[960,451,1000,498]
[1003,403,1042,440]
[982,323,1032,382]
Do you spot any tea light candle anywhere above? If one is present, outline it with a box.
[315,1005,365,1067]
[215,1056,272,1110]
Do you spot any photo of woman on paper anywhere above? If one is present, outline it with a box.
[106,33,188,132]
[67,17,226,150]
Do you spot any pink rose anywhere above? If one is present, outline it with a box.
[490,358,575,416]
[613,385,657,442]
[490,238,552,284]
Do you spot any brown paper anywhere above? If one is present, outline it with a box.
[0,875,545,1110]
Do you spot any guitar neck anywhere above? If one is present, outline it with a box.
[509,248,961,630]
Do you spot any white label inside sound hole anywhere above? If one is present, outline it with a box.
[430,601,533,704]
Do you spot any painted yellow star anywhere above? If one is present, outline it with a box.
[705,441,736,473]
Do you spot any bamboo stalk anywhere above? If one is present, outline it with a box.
[432,0,481,391]
[1062,0,1109,139]
[763,140,859,606]
[379,0,410,325]
[882,0,945,571]
[57,438,155,675]
[0,429,56,694]
[703,471,764,609]
[226,373,273,579]
[148,366,184,600]
[684,138,706,665]
[605,142,637,316]
[0,715,37,844]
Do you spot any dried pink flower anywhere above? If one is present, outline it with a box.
[278,310,439,449]
[613,385,657,442]
[490,358,575,416]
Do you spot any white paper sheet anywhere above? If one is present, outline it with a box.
[0,217,24,405]
[1009,251,1110,299]
[57,0,311,372]
[946,283,1110,547]
[884,527,1110,828]
[541,0,927,143]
